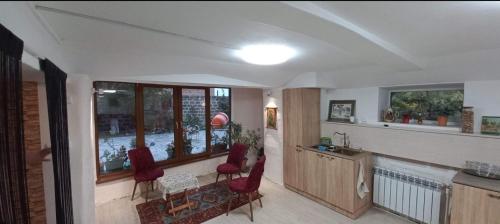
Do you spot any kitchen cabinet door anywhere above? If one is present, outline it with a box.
[450,183,500,224]
[304,150,327,198]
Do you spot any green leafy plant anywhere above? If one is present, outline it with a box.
[165,141,175,159]
[230,121,262,153]
[230,121,244,143]
[243,129,262,152]
[129,138,136,148]
[101,145,127,162]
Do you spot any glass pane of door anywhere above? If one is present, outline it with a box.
[95,82,136,174]
[210,88,231,153]
[143,87,176,161]
[182,89,207,155]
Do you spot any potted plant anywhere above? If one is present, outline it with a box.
[211,128,229,152]
[242,129,262,171]
[230,121,262,172]
[437,111,449,126]
[184,137,193,155]
[101,145,128,172]
[165,141,175,159]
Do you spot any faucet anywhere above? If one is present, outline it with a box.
[333,132,350,148]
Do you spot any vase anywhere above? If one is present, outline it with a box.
[244,150,258,173]
[462,107,474,133]
[437,115,448,126]
[105,159,124,172]
[402,114,411,124]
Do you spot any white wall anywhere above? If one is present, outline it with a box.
[464,80,500,133]
[231,88,264,134]
[322,122,500,176]
[37,84,56,224]
[321,87,381,123]
[66,75,96,224]
[262,88,284,185]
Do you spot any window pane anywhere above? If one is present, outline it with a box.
[96,82,135,174]
[210,88,231,152]
[390,89,464,123]
[143,87,175,161]
[182,89,207,155]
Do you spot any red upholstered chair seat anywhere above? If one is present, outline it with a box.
[217,163,240,174]
[134,167,164,182]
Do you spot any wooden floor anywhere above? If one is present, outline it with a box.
[96,173,412,224]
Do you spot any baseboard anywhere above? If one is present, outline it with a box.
[284,184,372,219]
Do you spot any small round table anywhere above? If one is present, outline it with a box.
[158,173,200,216]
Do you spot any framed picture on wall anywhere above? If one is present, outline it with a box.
[266,107,278,129]
[481,116,500,135]
[327,100,356,123]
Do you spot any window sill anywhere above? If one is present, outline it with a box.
[372,121,461,132]
[322,121,500,139]
[95,151,229,184]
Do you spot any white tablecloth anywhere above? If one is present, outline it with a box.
[158,173,200,200]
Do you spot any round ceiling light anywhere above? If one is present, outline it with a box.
[236,44,297,65]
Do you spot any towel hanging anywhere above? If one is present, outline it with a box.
[357,161,370,199]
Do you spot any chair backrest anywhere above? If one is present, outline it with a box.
[246,155,266,192]
[227,143,247,167]
[128,147,155,173]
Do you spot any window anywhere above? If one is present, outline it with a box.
[181,88,208,155]
[210,88,231,153]
[390,89,464,124]
[143,87,175,162]
[95,82,136,174]
[94,82,232,182]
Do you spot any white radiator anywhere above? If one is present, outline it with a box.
[373,167,448,224]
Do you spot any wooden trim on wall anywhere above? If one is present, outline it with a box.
[135,84,145,148]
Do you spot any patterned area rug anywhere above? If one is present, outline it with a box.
[136,181,262,224]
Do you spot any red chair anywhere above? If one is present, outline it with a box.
[226,155,266,222]
[215,143,247,186]
[128,147,164,202]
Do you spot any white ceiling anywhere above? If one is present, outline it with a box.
[24,1,500,87]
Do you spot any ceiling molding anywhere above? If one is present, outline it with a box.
[34,4,239,51]
[282,1,426,69]
[26,2,62,44]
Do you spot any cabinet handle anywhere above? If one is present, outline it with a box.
[489,194,500,200]
[328,157,334,161]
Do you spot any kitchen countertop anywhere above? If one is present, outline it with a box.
[453,171,500,193]
[304,146,371,161]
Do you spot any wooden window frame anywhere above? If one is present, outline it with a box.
[93,81,232,184]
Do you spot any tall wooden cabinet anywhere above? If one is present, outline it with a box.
[283,88,320,191]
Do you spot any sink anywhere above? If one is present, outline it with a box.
[311,145,362,156]
[311,144,334,149]
[330,146,362,156]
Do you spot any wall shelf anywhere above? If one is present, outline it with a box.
[322,121,500,140]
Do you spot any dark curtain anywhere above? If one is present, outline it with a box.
[39,59,73,224]
[0,24,30,223]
